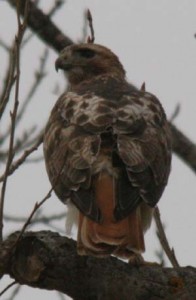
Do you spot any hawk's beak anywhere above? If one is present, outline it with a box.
[55,56,73,72]
[55,57,62,72]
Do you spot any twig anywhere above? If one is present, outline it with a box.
[14,150,67,243]
[1,128,44,163]
[12,126,37,150]
[0,127,40,161]
[5,283,21,300]
[140,82,146,91]
[13,127,43,152]
[169,103,180,122]
[86,9,95,43]
[4,212,65,225]
[25,156,43,163]
[0,0,29,242]
[1,49,48,143]
[0,281,17,298]
[0,133,43,183]
[79,10,88,43]
[14,149,68,241]
[15,187,53,243]
[154,206,180,268]
[48,0,65,18]
[0,42,16,120]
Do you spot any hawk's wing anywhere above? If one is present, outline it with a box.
[44,89,171,222]
[109,91,171,220]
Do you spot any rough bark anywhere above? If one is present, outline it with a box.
[0,231,196,300]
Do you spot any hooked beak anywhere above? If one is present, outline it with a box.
[55,57,62,72]
[55,56,73,72]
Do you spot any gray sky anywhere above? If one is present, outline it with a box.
[0,1,196,299]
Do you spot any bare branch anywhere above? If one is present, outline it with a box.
[0,30,48,151]
[25,155,43,163]
[169,103,181,122]
[0,126,37,161]
[140,82,146,91]
[0,133,43,183]
[15,187,53,243]
[0,42,16,120]
[22,0,65,46]
[15,148,69,242]
[4,212,65,225]
[87,9,95,43]
[0,280,17,298]
[14,127,41,150]
[0,0,29,241]
[170,123,196,174]
[154,207,180,268]
[6,284,21,300]
[47,0,65,18]
[8,0,73,52]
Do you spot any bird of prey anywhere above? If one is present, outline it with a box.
[43,43,172,263]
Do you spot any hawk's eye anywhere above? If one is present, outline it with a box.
[76,48,95,59]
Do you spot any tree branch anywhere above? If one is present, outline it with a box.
[0,0,29,241]
[0,133,43,183]
[170,123,196,173]
[0,231,196,300]
[0,42,16,120]
[8,0,73,52]
[154,207,180,268]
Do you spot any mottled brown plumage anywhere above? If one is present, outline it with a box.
[44,43,172,262]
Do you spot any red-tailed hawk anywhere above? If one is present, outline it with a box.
[43,43,171,263]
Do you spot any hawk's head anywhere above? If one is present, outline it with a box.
[55,43,125,86]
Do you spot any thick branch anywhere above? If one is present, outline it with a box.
[0,231,196,300]
[170,123,196,173]
[8,0,73,52]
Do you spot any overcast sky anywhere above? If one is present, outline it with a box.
[0,1,196,299]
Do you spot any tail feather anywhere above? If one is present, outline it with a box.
[77,171,145,258]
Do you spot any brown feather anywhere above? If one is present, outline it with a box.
[44,43,172,261]
[77,171,145,258]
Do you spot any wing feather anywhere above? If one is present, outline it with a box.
[44,85,171,222]
[115,92,171,215]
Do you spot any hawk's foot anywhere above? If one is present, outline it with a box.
[128,253,160,267]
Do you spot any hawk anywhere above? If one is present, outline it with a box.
[43,43,172,263]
